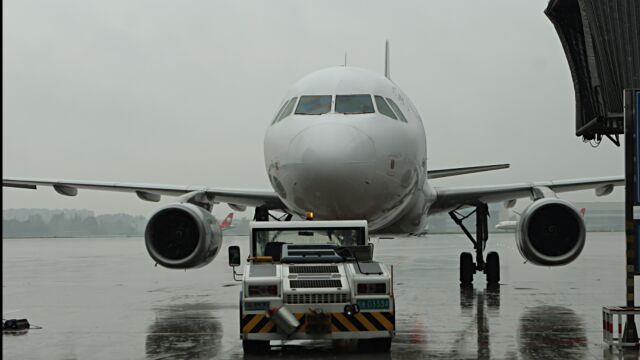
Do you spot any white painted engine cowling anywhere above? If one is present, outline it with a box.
[516,198,585,266]
[145,203,222,269]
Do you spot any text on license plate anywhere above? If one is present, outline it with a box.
[357,298,390,310]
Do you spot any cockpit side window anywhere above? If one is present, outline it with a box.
[295,95,332,115]
[335,95,374,114]
[275,97,297,123]
[386,98,408,123]
[271,99,291,125]
[374,96,397,120]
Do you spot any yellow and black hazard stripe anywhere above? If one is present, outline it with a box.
[241,312,394,334]
[295,313,308,332]
[331,312,394,332]
[241,314,278,334]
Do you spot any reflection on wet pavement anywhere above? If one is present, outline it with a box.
[447,286,499,360]
[145,303,222,360]
[3,234,639,359]
[518,306,587,360]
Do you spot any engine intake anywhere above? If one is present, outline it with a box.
[516,198,585,266]
[145,203,222,269]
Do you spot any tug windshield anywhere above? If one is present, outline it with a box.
[252,227,365,257]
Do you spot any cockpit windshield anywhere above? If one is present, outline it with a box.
[295,95,332,115]
[385,98,408,123]
[278,97,297,122]
[272,97,297,124]
[252,227,365,257]
[336,95,374,114]
[374,96,398,120]
[272,101,288,124]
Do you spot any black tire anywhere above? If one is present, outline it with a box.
[460,252,475,285]
[357,337,392,353]
[485,251,500,285]
[242,340,270,354]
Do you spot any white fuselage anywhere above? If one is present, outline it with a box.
[264,67,435,233]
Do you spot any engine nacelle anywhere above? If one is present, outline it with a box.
[145,203,223,269]
[516,198,585,266]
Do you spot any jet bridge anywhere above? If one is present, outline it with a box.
[545,0,640,144]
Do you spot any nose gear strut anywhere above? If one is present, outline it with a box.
[253,206,293,222]
[449,203,500,286]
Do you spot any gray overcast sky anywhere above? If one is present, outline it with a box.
[2,0,624,220]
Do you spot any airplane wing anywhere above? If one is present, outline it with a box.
[427,163,509,179]
[2,177,285,209]
[428,176,624,214]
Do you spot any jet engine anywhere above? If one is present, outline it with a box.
[516,198,585,266]
[145,203,222,269]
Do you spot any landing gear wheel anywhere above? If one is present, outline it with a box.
[242,340,270,354]
[357,337,392,353]
[460,252,475,286]
[485,251,500,285]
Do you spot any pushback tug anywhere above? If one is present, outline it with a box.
[228,215,395,354]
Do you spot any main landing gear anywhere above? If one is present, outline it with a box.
[449,203,500,287]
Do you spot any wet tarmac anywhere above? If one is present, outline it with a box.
[3,233,640,359]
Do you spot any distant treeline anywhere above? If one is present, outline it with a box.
[3,209,146,238]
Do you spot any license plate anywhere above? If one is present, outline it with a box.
[244,301,269,311]
[357,298,390,310]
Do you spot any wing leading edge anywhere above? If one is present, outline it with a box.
[428,176,624,214]
[2,177,285,210]
[427,163,510,179]
[3,176,625,217]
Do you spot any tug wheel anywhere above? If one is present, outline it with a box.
[485,251,500,285]
[242,340,270,354]
[460,252,474,286]
[357,337,392,352]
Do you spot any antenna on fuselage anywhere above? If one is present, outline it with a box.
[344,52,347,66]
[384,40,390,79]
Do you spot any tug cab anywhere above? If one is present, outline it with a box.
[228,220,395,354]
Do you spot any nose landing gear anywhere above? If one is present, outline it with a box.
[449,203,500,286]
[253,206,293,222]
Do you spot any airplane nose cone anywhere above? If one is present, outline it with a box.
[281,123,377,220]
[288,123,376,164]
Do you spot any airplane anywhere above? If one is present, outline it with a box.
[2,42,623,285]
[219,212,234,231]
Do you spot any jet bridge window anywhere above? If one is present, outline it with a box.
[335,95,374,114]
[295,95,332,115]
[386,98,408,123]
[374,96,398,120]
